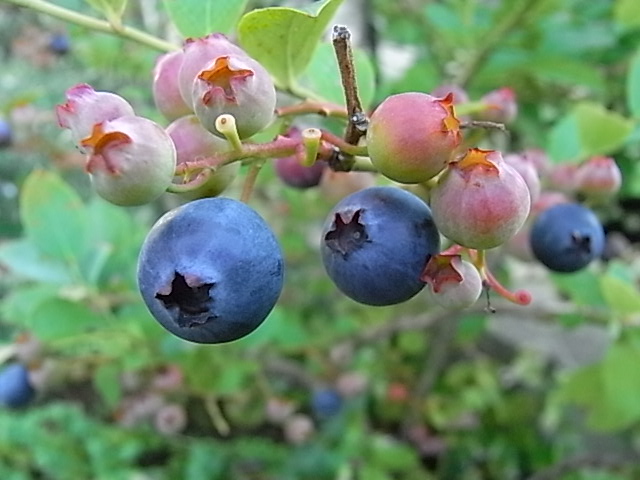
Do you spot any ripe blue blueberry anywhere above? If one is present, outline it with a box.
[530,203,605,273]
[49,33,70,55]
[0,363,34,408]
[137,197,284,344]
[321,186,441,306]
[0,119,12,148]
[311,388,342,419]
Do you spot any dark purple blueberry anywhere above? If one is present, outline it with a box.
[321,186,441,306]
[311,388,342,419]
[530,203,605,273]
[0,119,12,148]
[137,197,284,344]
[0,363,34,408]
[49,33,70,55]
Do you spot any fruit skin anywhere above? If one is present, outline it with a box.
[311,389,342,419]
[178,33,249,110]
[366,92,461,183]
[56,83,135,149]
[166,115,239,198]
[479,87,517,124]
[530,203,605,273]
[575,156,622,201]
[273,128,325,188]
[0,363,35,408]
[430,148,531,249]
[48,33,70,55]
[153,50,192,122]
[321,186,441,306]
[0,119,12,148]
[80,115,177,206]
[192,54,276,139]
[422,255,483,310]
[137,197,284,344]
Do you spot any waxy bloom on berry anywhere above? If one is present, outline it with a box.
[575,156,622,200]
[56,83,134,149]
[80,115,176,206]
[166,115,238,198]
[178,33,249,109]
[431,148,531,249]
[366,92,462,183]
[422,254,482,310]
[192,55,276,139]
[153,50,192,121]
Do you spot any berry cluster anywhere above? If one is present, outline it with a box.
[55,31,618,344]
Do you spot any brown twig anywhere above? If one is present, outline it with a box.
[332,25,367,145]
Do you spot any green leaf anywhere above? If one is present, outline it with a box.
[0,285,60,329]
[546,111,581,163]
[238,0,344,89]
[600,275,640,315]
[28,298,103,341]
[94,363,122,409]
[162,0,250,37]
[560,342,640,431]
[626,49,640,119]
[614,0,640,31]
[575,103,634,155]
[20,170,88,264]
[299,42,376,108]
[547,102,633,162]
[0,239,75,284]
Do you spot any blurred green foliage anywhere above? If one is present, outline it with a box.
[0,0,640,479]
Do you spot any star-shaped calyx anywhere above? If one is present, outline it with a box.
[156,272,216,329]
[437,93,461,138]
[197,56,254,104]
[80,122,131,174]
[324,209,369,257]
[420,254,465,293]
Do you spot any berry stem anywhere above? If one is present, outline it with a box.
[240,160,265,203]
[215,114,244,152]
[174,130,368,176]
[483,268,532,306]
[4,0,178,52]
[276,100,349,119]
[301,128,322,166]
[460,120,508,133]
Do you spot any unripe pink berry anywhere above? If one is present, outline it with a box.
[575,156,622,200]
[504,153,541,203]
[431,148,531,249]
[152,50,192,121]
[166,115,238,198]
[274,128,326,188]
[547,163,579,193]
[521,148,551,176]
[80,115,176,206]
[284,414,315,445]
[178,33,249,109]
[479,87,517,124]
[56,83,134,149]
[366,92,461,183]
[192,55,276,139]
[422,254,482,309]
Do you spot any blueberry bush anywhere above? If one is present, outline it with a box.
[1,0,640,478]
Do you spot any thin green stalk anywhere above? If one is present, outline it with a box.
[2,0,177,52]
